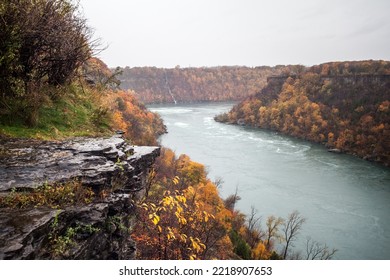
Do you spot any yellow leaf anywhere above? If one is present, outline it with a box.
[180,234,187,242]
[167,232,176,240]
[152,215,160,225]
[141,203,148,209]
[172,176,180,185]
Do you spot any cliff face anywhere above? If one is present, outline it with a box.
[0,134,160,259]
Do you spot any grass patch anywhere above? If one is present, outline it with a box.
[0,84,112,140]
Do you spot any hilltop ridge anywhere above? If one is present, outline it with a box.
[117,65,300,104]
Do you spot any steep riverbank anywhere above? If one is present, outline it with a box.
[215,61,390,166]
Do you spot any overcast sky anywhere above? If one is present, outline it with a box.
[81,0,390,68]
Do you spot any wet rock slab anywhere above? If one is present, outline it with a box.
[0,134,160,192]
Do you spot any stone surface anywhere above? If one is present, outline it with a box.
[0,134,159,192]
[0,134,160,259]
[0,194,137,259]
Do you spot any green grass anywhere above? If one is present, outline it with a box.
[0,84,112,140]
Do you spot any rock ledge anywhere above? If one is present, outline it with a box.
[0,134,160,259]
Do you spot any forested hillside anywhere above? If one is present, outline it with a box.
[117,65,299,104]
[215,61,390,166]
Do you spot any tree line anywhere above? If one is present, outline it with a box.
[117,65,301,104]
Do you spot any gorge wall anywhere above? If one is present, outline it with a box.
[215,61,390,166]
[117,65,296,104]
[0,134,160,259]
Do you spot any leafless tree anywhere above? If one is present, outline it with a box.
[245,206,263,248]
[213,176,224,189]
[281,210,306,259]
[247,206,261,233]
[305,237,337,260]
[223,187,241,211]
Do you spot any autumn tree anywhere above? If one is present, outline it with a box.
[105,90,166,145]
[131,148,233,260]
[133,187,213,260]
[265,215,284,251]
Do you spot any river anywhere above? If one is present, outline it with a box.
[149,102,390,260]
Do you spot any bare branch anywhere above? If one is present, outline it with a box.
[305,237,337,260]
[223,186,241,211]
[245,206,263,248]
[213,176,224,189]
[281,210,306,259]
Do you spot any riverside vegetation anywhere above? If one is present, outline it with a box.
[215,61,390,166]
[0,0,337,260]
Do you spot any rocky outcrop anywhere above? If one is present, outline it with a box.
[0,134,160,259]
[0,134,159,192]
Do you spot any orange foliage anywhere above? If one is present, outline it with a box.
[103,90,166,145]
[252,242,271,260]
[216,61,390,166]
[132,148,233,260]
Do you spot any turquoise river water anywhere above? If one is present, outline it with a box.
[149,102,390,260]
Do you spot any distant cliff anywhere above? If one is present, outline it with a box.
[0,134,160,259]
[215,61,390,166]
[117,65,299,104]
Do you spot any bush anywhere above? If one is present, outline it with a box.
[0,0,94,126]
